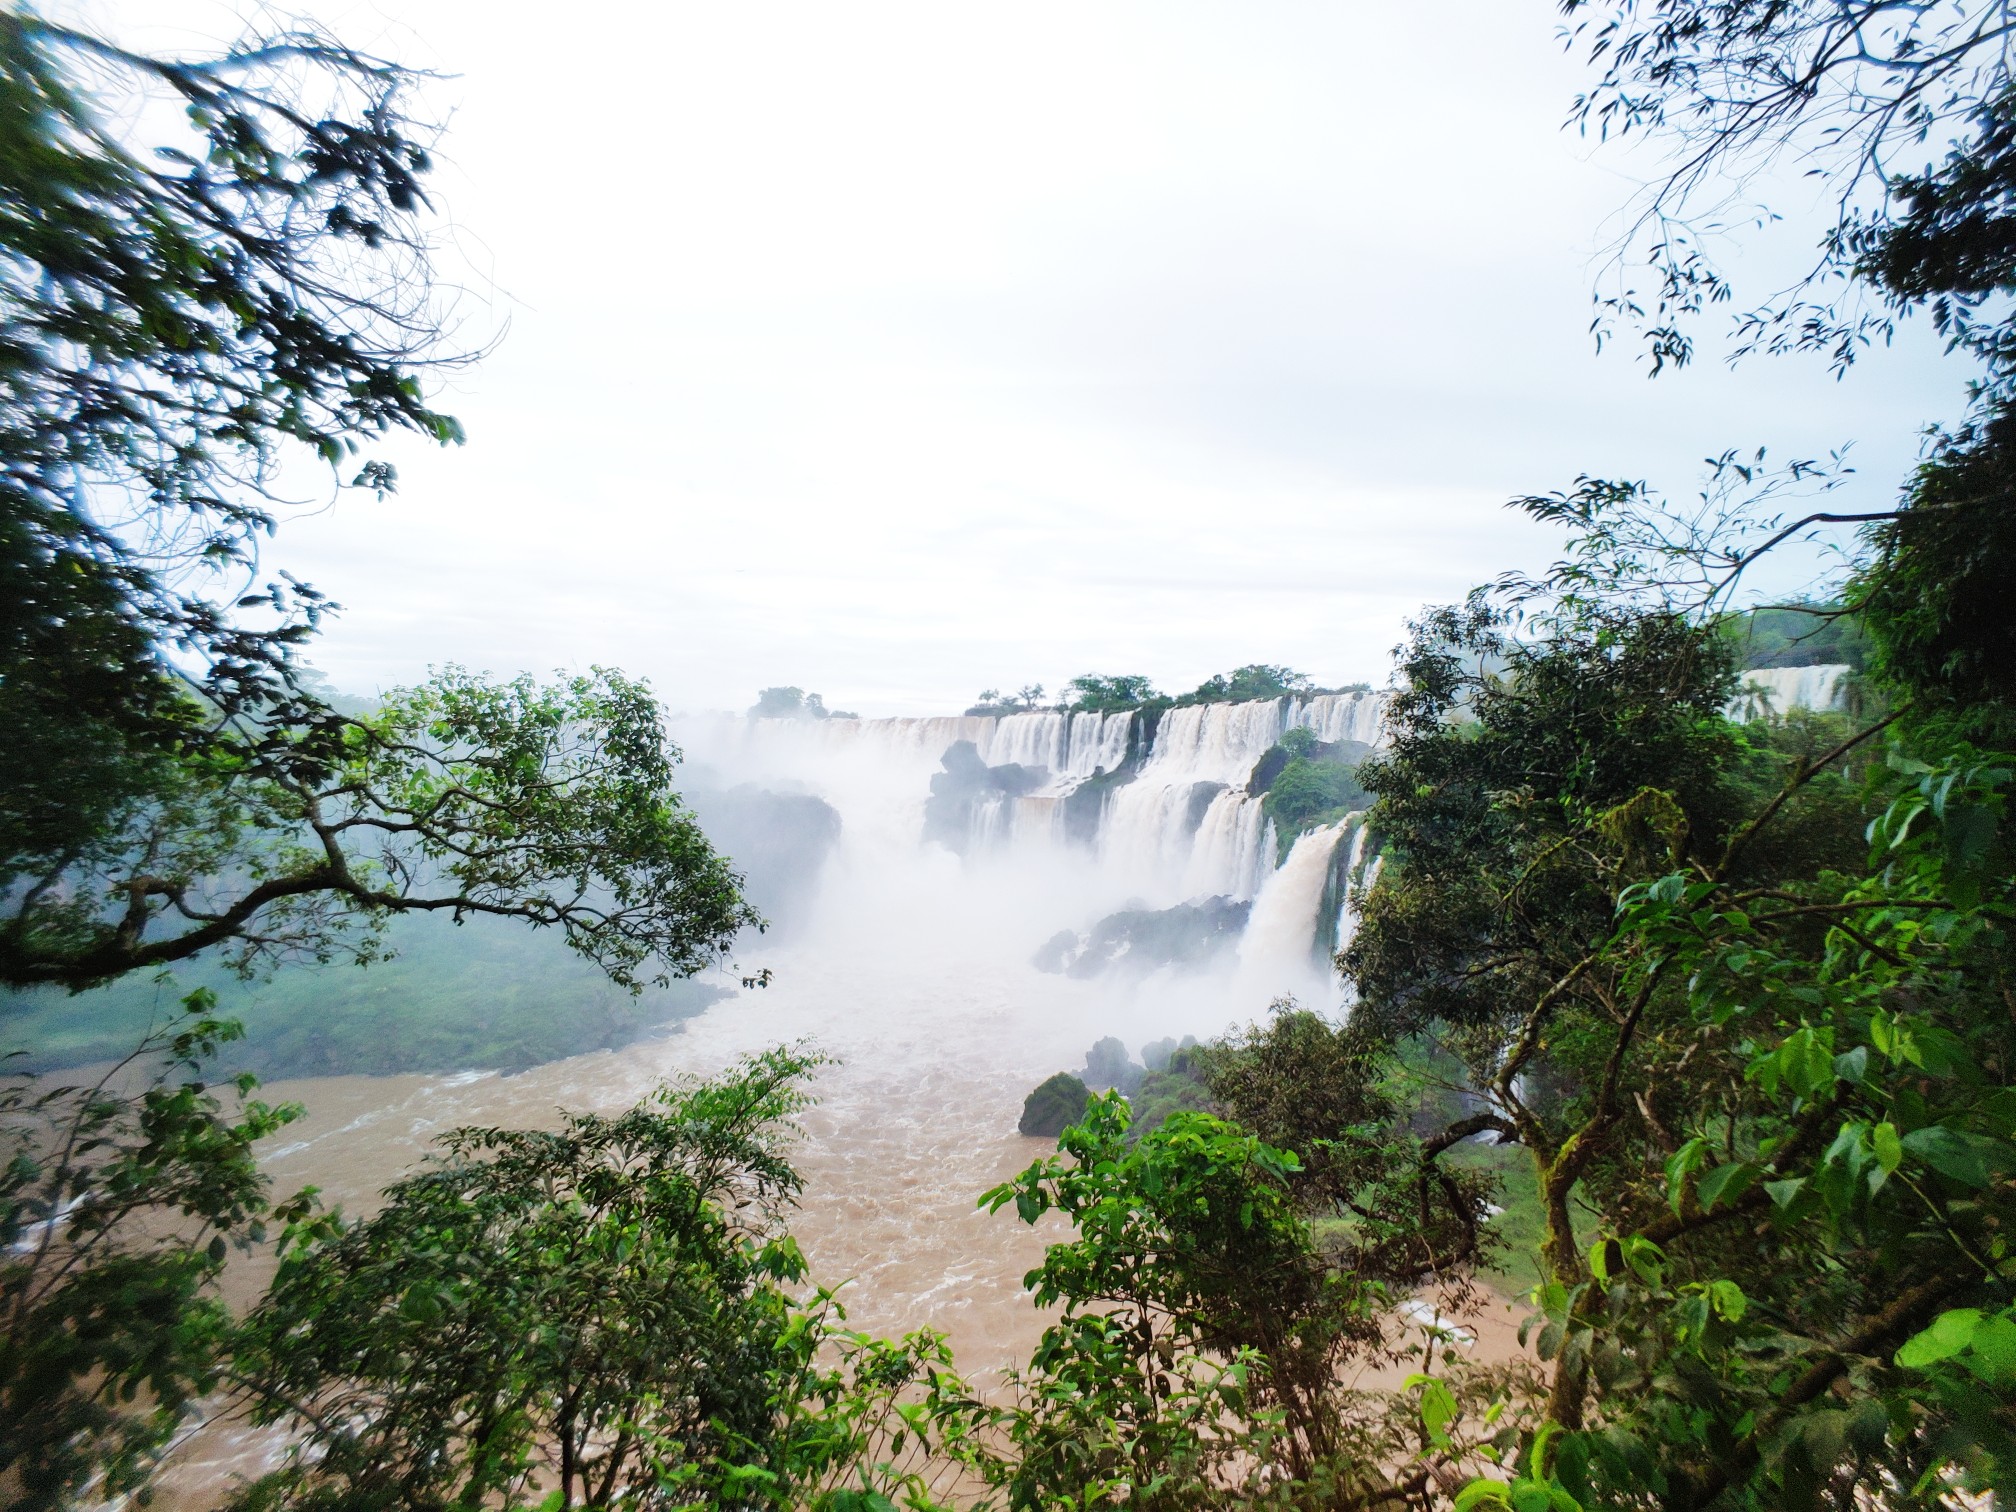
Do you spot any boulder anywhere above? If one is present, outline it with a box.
[1019,1071,1092,1137]
[1034,896,1252,980]
[1083,1035,1143,1095]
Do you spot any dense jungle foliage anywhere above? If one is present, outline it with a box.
[10,1,2016,1510]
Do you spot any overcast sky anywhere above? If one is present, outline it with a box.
[102,0,1963,715]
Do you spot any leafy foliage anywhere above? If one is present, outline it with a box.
[1,990,306,1510]
[984,1096,1376,1504]
[1182,664,1314,705]
[1724,605,1868,671]
[1062,674,1161,712]
[1560,0,2016,374]
[1,666,760,992]
[750,687,856,721]
[1337,573,2016,1505]
[0,10,464,902]
[983,1089,1536,1508]
[234,1048,832,1510]
[1262,755,1371,840]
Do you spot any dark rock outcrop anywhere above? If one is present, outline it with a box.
[924,739,1049,853]
[1246,744,1291,797]
[1033,895,1251,979]
[1019,1071,1092,1137]
[1185,781,1226,831]
[1083,1035,1142,1094]
[1139,1034,1198,1074]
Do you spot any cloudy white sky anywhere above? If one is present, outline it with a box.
[106,0,1962,714]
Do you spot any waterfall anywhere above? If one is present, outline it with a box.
[1729,665,1849,720]
[1098,699,1294,898]
[981,712,1069,772]
[1183,789,1273,901]
[1288,690,1387,746]
[1237,822,1349,981]
[680,692,1391,994]
[1332,822,1371,960]
[1147,701,1289,783]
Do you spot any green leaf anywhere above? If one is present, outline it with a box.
[1872,1121,1902,1174]
[1901,1127,1991,1188]
[1966,1314,2016,1384]
[1665,1138,1709,1214]
[1897,1309,1983,1369]
[1764,1176,1807,1209]
[1696,1161,1758,1211]
[1709,1280,1748,1322]
[1453,1481,1514,1512]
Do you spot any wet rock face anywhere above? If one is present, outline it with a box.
[923,739,1049,853]
[1246,744,1291,797]
[680,784,841,939]
[1082,1036,1141,1094]
[1018,1071,1092,1137]
[1031,895,1252,980]
[1185,781,1227,832]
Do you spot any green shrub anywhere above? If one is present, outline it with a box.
[1018,1073,1092,1138]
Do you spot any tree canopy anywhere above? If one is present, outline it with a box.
[0,20,763,1502]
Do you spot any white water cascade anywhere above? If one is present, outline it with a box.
[1236,822,1350,994]
[1096,695,1385,902]
[673,691,1394,1002]
[1729,664,1850,720]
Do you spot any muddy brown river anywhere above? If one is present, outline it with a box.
[137,926,1524,1507]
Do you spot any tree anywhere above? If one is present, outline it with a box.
[234,1049,828,1510]
[1063,674,1159,712]
[1,666,762,993]
[233,1046,994,1512]
[2,991,309,1511]
[1014,683,1045,710]
[1186,1004,1500,1290]
[0,20,760,997]
[1555,1,2016,730]
[1184,664,1314,704]
[1561,0,2016,375]
[0,19,768,1505]
[982,1093,1525,1507]
[749,686,839,720]
[0,11,467,900]
[984,1097,1360,1504]
[1341,569,2016,1506]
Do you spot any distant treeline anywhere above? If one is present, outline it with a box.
[967,664,1374,717]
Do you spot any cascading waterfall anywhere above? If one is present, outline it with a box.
[1098,697,1339,900]
[1288,690,1385,746]
[678,694,1392,992]
[1729,665,1850,720]
[1182,790,1274,901]
[1095,695,1387,895]
[680,667,1843,997]
[1237,822,1350,983]
[1332,822,1372,960]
